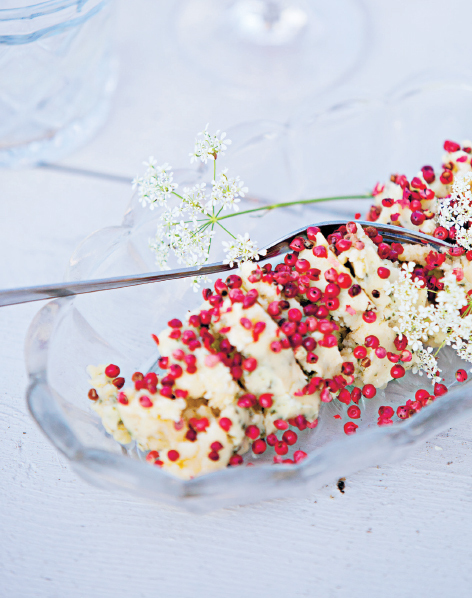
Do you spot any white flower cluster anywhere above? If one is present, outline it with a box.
[436,172,472,249]
[189,125,231,164]
[207,169,248,212]
[133,127,265,290]
[384,262,437,352]
[223,233,267,267]
[413,346,439,380]
[385,262,472,382]
[132,160,177,209]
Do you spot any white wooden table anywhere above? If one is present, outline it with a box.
[2,1,472,596]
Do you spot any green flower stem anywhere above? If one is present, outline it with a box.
[208,222,215,256]
[434,338,447,357]
[462,297,472,318]
[216,194,372,222]
[186,193,372,226]
[217,221,237,239]
[212,161,217,218]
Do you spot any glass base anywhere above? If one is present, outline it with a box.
[229,0,308,46]
[176,0,368,99]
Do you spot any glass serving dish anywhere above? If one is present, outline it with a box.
[25,80,472,512]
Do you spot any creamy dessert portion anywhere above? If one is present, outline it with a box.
[87,221,470,479]
[367,139,472,245]
[88,139,472,479]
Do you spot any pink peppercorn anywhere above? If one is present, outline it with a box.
[379,406,394,419]
[295,259,310,273]
[444,140,460,152]
[290,237,305,252]
[139,396,153,408]
[391,364,406,379]
[117,392,128,405]
[274,419,289,430]
[342,362,355,375]
[344,422,358,435]
[288,308,303,322]
[337,389,351,405]
[219,417,232,431]
[363,311,377,323]
[377,267,390,279]
[350,387,361,404]
[252,439,267,454]
[245,425,260,439]
[105,364,120,378]
[347,405,361,419]
[243,358,257,372]
[434,383,448,396]
[167,450,179,462]
[237,393,256,408]
[307,226,320,240]
[274,441,288,456]
[313,245,328,258]
[282,430,298,445]
[375,347,387,359]
[362,384,376,399]
[113,377,125,389]
[293,450,307,463]
[353,346,367,359]
[259,393,273,408]
[337,273,352,288]
[365,335,379,349]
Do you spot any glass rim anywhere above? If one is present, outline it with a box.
[0,0,111,45]
[0,0,105,21]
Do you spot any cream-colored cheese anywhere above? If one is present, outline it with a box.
[159,329,239,409]
[89,217,468,480]
[211,298,308,399]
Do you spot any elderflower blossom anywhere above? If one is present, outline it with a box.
[133,160,177,209]
[134,127,266,290]
[207,169,248,212]
[387,260,472,380]
[223,233,267,267]
[384,262,437,352]
[181,183,209,222]
[189,125,231,164]
[149,235,169,270]
[455,337,472,362]
[436,172,472,249]
[412,347,441,382]
[190,274,212,292]
[166,221,214,267]
[435,269,468,330]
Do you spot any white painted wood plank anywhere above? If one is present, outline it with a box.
[2,1,472,597]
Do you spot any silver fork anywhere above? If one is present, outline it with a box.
[0,221,451,308]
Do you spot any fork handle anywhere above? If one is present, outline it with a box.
[1,220,450,308]
[0,262,235,308]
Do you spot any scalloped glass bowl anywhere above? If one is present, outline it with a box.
[25,80,472,512]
